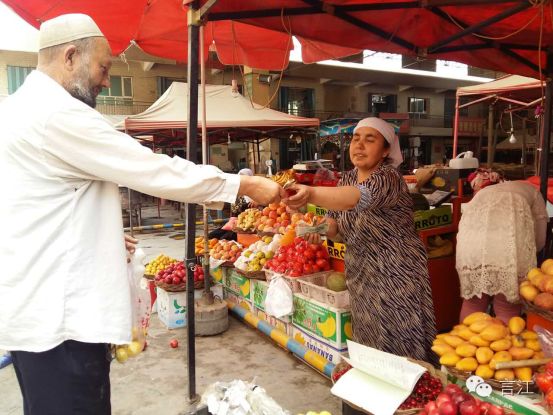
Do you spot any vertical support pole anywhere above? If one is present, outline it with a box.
[340,133,345,172]
[452,95,460,158]
[186,1,200,404]
[540,52,553,202]
[127,187,133,237]
[487,105,494,168]
[522,118,527,177]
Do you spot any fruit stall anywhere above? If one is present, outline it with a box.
[139,163,553,415]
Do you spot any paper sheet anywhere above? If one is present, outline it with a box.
[330,341,427,415]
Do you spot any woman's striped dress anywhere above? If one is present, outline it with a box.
[327,163,437,362]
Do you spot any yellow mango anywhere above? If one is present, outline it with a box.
[528,267,544,281]
[490,351,512,370]
[509,347,534,360]
[525,339,541,351]
[511,335,525,348]
[470,320,492,333]
[481,324,508,341]
[495,369,515,381]
[456,357,479,372]
[476,347,494,364]
[521,330,538,340]
[541,259,553,274]
[520,280,533,288]
[463,312,492,326]
[443,335,465,348]
[436,333,448,339]
[475,364,494,380]
[490,338,512,352]
[469,335,491,347]
[456,343,477,358]
[432,344,455,357]
[514,367,533,382]
[531,273,547,290]
[440,352,462,367]
[508,317,526,335]
[454,324,468,331]
[519,284,540,302]
[457,327,477,341]
[534,351,545,359]
[433,338,447,346]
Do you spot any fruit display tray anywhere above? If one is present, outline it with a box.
[522,298,553,321]
[144,273,155,280]
[297,272,350,308]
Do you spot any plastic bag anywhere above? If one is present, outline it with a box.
[534,325,553,357]
[265,275,293,319]
[115,248,151,363]
[201,379,290,415]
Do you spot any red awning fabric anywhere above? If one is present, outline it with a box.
[4,1,552,77]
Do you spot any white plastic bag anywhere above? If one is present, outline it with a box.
[265,275,293,319]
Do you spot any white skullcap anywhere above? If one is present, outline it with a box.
[238,168,253,176]
[353,117,403,168]
[39,14,105,50]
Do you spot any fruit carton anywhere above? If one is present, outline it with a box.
[292,326,348,365]
[254,307,293,335]
[307,203,329,217]
[324,239,346,261]
[156,285,224,329]
[292,293,352,349]
[224,268,251,300]
[209,265,225,284]
[264,269,303,293]
[223,287,253,313]
[413,205,452,231]
[251,280,291,322]
[297,272,350,308]
[446,371,548,415]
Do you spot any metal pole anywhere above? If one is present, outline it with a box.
[339,133,345,172]
[186,0,200,403]
[127,188,133,238]
[452,95,460,158]
[540,51,553,203]
[487,105,494,167]
[199,25,213,303]
[522,118,527,177]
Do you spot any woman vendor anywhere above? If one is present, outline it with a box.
[286,118,436,362]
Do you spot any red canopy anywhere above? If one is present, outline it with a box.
[4,1,552,77]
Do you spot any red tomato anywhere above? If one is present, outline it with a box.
[316,258,329,269]
[316,250,327,259]
[289,270,301,277]
[312,264,320,272]
[303,263,313,274]
[546,361,553,375]
[536,373,553,394]
[277,253,287,263]
[304,249,316,259]
[294,237,304,245]
[172,277,182,285]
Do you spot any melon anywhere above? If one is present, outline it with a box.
[326,272,346,292]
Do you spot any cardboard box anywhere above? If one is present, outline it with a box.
[427,167,473,194]
[292,293,352,349]
[254,307,293,335]
[156,285,224,329]
[209,265,225,284]
[414,205,452,231]
[307,203,328,217]
[292,326,348,365]
[223,287,254,313]
[446,371,548,415]
[224,267,251,300]
[324,239,346,260]
[250,280,292,323]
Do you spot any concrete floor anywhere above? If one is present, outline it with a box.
[0,204,342,415]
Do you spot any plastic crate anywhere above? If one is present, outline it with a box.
[264,269,303,293]
[297,272,350,308]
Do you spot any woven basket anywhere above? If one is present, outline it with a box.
[332,358,446,415]
[155,281,187,292]
[233,268,266,280]
[233,227,256,234]
[144,273,156,280]
[522,298,553,321]
[445,367,539,394]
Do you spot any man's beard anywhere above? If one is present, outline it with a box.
[66,65,97,108]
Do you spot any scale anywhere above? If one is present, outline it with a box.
[265,159,273,177]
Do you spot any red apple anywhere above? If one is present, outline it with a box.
[444,384,463,396]
[479,402,491,415]
[436,393,452,407]
[459,401,479,415]
[170,339,179,348]
[438,401,458,415]
[425,402,438,413]
[487,405,504,415]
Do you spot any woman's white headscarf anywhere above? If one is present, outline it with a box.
[238,168,253,176]
[353,117,403,168]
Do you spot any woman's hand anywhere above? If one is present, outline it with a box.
[303,233,322,245]
[283,184,310,209]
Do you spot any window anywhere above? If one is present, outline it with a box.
[7,66,34,94]
[408,97,427,114]
[98,76,133,105]
[279,87,315,117]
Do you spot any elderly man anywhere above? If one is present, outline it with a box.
[0,13,283,415]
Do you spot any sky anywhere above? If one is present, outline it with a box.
[0,2,491,82]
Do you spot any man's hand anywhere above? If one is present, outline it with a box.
[282,183,310,210]
[239,176,285,206]
[124,234,138,255]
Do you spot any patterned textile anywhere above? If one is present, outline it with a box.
[327,163,436,362]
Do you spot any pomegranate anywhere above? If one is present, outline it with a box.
[438,401,458,415]
[459,401,479,415]
[487,405,504,415]
[444,384,463,396]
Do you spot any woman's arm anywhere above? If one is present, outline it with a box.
[285,185,361,210]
